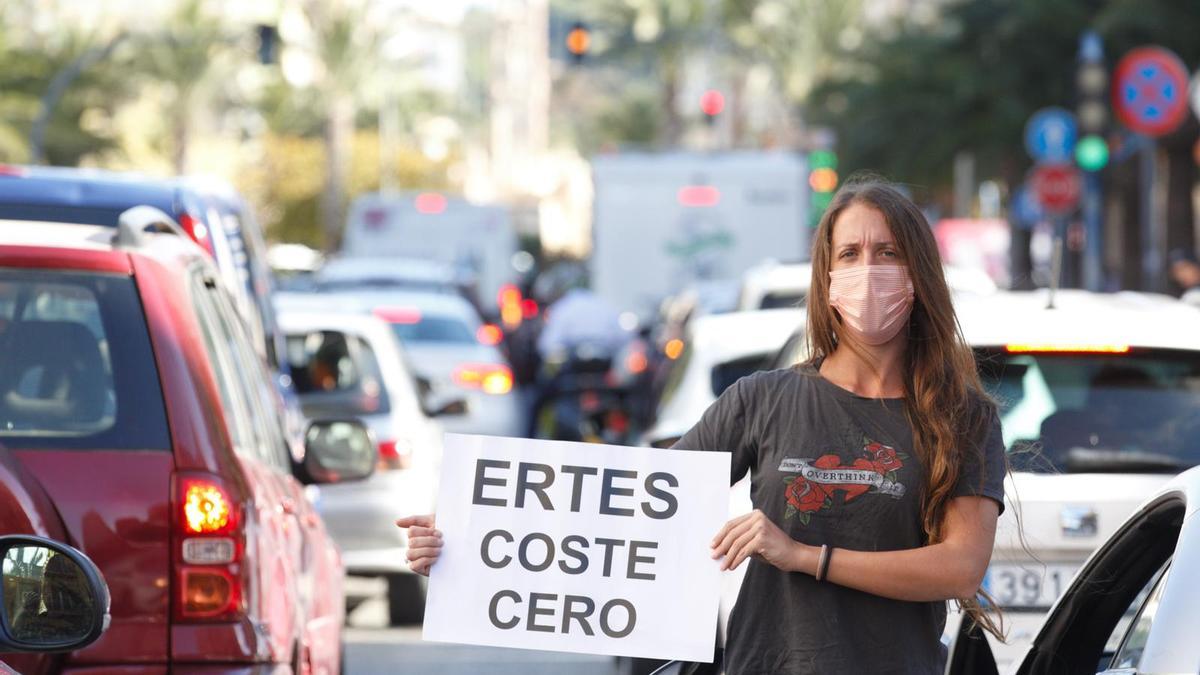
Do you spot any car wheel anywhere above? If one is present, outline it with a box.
[387,574,426,626]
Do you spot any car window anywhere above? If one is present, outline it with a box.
[711,354,771,397]
[0,269,169,450]
[387,316,476,344]
[975,348,1200,473]
[286,330,392,417]
[759,292,804,309]
[190,273,259,459]
[1108,561,1171,671]
[207,284,292,472]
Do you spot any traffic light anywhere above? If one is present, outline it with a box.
[565,22,590,64]
[700,89,725,125]
[1075,31,1108,172]
[256,24,278,65]
[808,150,838,227]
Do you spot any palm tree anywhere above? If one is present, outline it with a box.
[304,0,379,252]
[143,0,229,174]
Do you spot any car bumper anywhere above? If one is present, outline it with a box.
[313,468,434,560]
[438,391,525,438]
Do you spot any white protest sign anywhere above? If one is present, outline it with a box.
[422,433,730,662]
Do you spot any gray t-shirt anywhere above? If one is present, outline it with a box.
[674,364,1005,675]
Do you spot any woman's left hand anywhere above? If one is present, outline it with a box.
[711,509,802,572]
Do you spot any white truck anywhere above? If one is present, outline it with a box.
[341,192,518,312]
[590,151,810,317]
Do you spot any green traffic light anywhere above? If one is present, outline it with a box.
[810,150,837,170]
[1075,135,1109,172]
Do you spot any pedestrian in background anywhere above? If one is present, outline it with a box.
[399,179,1008,675]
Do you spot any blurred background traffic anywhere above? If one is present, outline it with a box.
[3,0,1200,674]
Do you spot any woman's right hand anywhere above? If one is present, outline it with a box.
[395,514,442,576]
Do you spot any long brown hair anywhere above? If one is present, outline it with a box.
[806,179,1004,639]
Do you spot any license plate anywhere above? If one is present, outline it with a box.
[983,563,1077,609]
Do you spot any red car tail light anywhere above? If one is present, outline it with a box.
[377,439,411,471]
[476,324,504,346]
[180,568,241,618]
[174,473,245,622]
[178,212,217,258]
[454,364,513,395]
[181,478,236,536]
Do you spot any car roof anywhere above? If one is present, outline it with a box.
[688,308,805,365]
[277,288,480,323]
[276,309,397,341]
[317,256,457,284]
[0,165,181,212]
[0,218,206,275]
[956,289,1200,352]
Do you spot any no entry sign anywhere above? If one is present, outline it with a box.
[1030,163,1082,216]
[1113,46,1190,137]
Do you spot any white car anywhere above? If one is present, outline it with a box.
[735,259,996,312]
[277,310,448,625]
[278,289,525,438]
[643,308,805,449]
[774,288,1200,667]
[654,464,1200,675]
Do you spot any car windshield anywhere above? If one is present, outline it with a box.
[975,348,1200,474]
[286,330,391,416]
[388,316,476,345]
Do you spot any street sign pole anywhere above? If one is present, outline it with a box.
[1082,171,1103,291]
[1140,138,1160,292]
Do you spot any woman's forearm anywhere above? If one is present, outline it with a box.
[788,540,988,602]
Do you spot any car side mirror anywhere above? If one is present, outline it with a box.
[0,535,110,653]
[429,398,469,417]
[301,419,376,484]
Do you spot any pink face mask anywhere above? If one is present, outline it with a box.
[828,265,914,346]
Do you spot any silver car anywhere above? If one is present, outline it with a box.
[277,310,450,625]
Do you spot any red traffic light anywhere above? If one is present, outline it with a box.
[700,89,725,117]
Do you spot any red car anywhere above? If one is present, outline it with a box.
[0,210,374,674]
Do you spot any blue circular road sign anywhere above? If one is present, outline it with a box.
[1025,107,1078,163]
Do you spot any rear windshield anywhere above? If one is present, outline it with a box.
[0,269,170,450]
[286,330,391,416]
[976,348,1200,474]
[388,316,475,344]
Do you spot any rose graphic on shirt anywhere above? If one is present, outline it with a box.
[780,438,909,525]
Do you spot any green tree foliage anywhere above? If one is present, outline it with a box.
[808,0,1200,190]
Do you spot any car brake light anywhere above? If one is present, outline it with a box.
[454,364,513,395]
[174,473,245,623]
[179,212,217,258]
[374,306,422,324]
[181,479,235,536]
[1005,343,1131,354]
[678,186,720,207]
[521,299,539,319]
[415,192,447,215]
[477,324,504,346]
[377,439,411,471]
[497,284,521,308]
[626,350,648,375]
[0,165,27,177]
[181,568,240,618]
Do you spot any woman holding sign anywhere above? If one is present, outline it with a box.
[400,179,1007,675]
